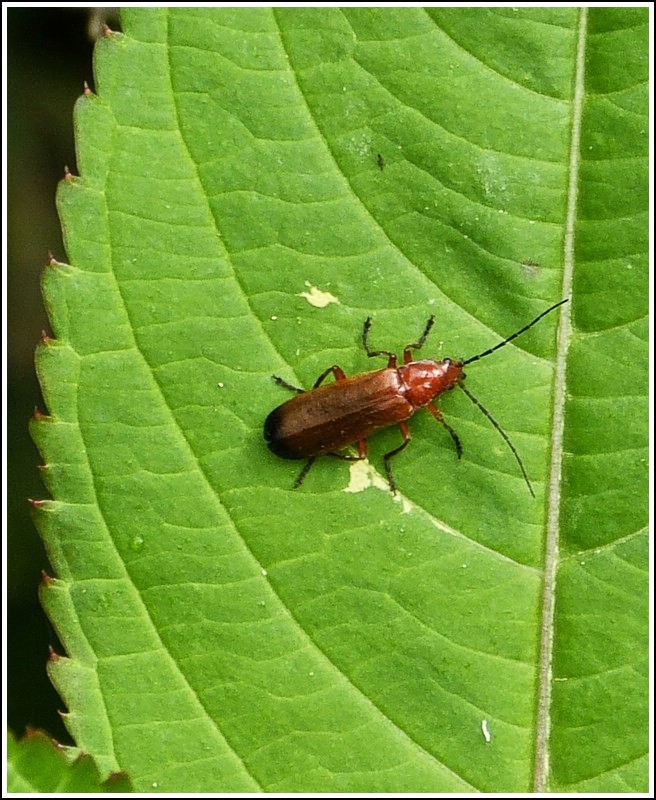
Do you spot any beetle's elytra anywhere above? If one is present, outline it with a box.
[264,299,567,495]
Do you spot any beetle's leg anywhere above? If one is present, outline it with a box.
[272,375,304,394]
[312,365,347,389]
[403,316,435,363]
[327,437,367,462]
[295,439,367,489]
[425,401,462,458]
[273,364,347,396]
[293,457,316,489]
[383,420,411,494]
[362,318,398,367]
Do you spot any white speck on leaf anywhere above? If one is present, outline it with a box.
[297,283,339,308]
[344,460,387,493]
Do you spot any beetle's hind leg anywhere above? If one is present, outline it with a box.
[293,457,316,488]
[327,436,368,463]
[272,375,304,394]
[294,439,367,490]
[273,364,348,398]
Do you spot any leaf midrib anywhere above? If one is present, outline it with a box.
[532,5,585,792]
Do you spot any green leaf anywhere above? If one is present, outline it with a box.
[31,7,648,792]
[6,730,132,793]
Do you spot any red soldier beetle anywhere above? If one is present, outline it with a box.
[264,298,567,495]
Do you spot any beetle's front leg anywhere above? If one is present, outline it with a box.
[426,401,462,458]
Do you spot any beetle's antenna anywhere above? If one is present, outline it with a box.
[463,298,567,366]
[458,382,535,497]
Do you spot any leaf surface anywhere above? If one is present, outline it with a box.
[6,731,132,793]
[31,7,648,792]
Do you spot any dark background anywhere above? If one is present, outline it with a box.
[7,6,120,744]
